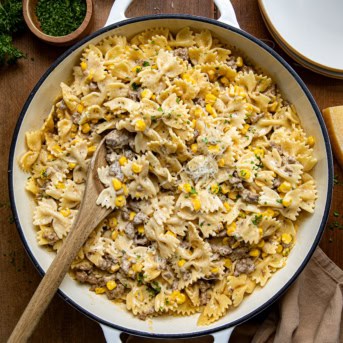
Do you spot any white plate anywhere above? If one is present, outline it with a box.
[259,0,343,73]
[260,9,343,79]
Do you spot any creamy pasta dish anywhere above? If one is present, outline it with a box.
[20,27,318,325]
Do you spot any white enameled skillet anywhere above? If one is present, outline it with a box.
[8,0,333,341]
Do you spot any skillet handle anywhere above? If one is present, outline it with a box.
[105,0,240,29]
[100,324,235,342]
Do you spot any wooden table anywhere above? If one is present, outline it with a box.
[1,1,342,341]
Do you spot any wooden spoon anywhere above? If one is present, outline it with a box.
[8,135,112,342]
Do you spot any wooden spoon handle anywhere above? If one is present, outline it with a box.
[8,204,110,342]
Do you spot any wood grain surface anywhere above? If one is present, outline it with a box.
[1,1,342,342]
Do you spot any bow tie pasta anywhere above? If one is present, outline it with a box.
[20,27,317,325]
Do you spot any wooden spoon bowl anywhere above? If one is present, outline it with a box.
[23,0,94,46]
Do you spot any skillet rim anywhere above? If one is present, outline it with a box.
[8,14,333,339]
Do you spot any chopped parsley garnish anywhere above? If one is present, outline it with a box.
[202,137,209,144]
[190,187,197,195]
[252,214,262,226]
[333,210,340,217]
[158,107,163,112]
[142,61,150,67]
[147,281,161,296]
[276,199,283,204]
[176,97,181,103]
[131,82,139,90]
[137,272,144,285]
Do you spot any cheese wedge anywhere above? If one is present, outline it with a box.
[322,106,343,166]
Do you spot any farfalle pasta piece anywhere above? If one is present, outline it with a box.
[198,279,232,325]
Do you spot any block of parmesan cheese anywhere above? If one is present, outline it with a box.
[322,105,343,167]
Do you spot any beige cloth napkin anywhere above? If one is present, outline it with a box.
[124,248,343,343]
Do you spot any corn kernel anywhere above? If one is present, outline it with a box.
[205,93,217,104]
[210,183,220,194]
[229,191,238,200]
[241,124,250,135]
[81,123,91,134]
[206,103,213,114]
[192,197,201,211]
[262,252,268,258]
[105,114,113,121]
[132,163,143,173]
[111,230,119,241]
[166,46,172,51]
[95,287,106,294]
[151,64,158,69]
[141,89,152,99]
[224,258,232,268]
[60,208,70,217]
[253,147,264,158]
[131,66,141,73]
[239,169,251,180]
[137,225,145,235]
[167,230,176,237]
[226,222,236,235]
[109,217,118,228]
[129,211,136,221]
[276,244,283,253]
[307,136,315,147]
[181,73,191,82]
[52,144,63,153]
[119,156,128,166]
[257,240,265,248]
[191,119,197,128]
[281,233,293,244]
[282,248,290,256]
[245,103,254,112]
[87,145,96,154]
[262,209,275,217]
[211,267,219,274]
[249,248,261,257]
[218,158,225,167]
[115,195,126,208]
[183,183,192,193]
[191,143,198,153]
[194,108,203,118]
[68,162,76,170]
[171,290,186,305]
[278,181,291,193]
[80,61,87,71]
[135,119,146,132]
[221,184,230,194]
[106,280,117,291]
[236,56,243,67]
[76,104,84,113]
[223,202,231,211]
[208,144,220,153]
[132,263,143,273]
[55,182,65,189]
[151,94,156,100]
[112,178,122,191]
[178,259,186,267]
[282,198,292,207]
[258,228,263,236]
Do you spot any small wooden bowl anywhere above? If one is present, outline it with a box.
[23,0,93,46]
